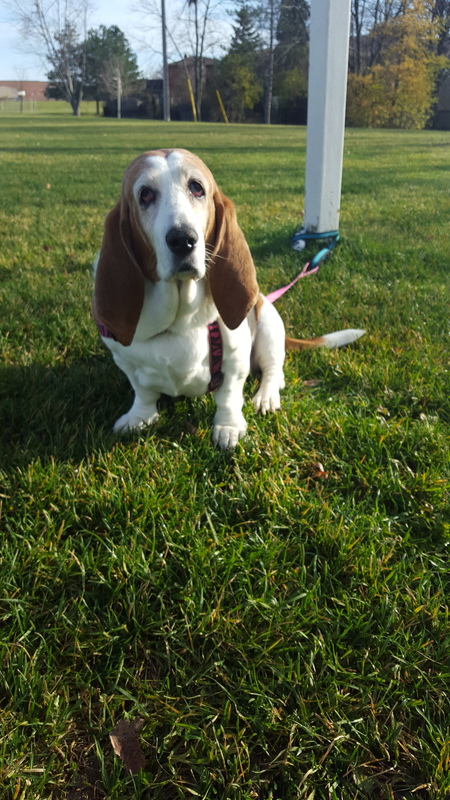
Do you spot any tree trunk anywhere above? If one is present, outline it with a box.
[264,46,274,124]
[195,55,204,121]
[351,0,364,73]
[193,1,202,121]
[264,0,275,124]
[71,85,83,116]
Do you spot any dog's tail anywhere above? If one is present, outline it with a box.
[285,328,366,351]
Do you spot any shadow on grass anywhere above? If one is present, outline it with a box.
[0,357,229,471]
[0,357,119,469]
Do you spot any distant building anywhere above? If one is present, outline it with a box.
[143,57,218,121]
[434,73,450,130]
[0,81,49,101]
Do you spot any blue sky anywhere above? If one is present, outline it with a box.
[0,0,232,83]
[0,1,160,81]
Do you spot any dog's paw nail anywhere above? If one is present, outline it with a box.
[212,424,246,450]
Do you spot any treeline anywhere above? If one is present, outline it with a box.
[20,0,450,127]
[214,0,309,124]
[44,0,310,126]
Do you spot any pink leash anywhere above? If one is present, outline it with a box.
[266,232,340,304]
[265,260,321,304]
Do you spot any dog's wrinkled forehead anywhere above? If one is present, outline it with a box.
[122,148,216,204]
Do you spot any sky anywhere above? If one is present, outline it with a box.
[0,0,233,83]
[0,0,163,82]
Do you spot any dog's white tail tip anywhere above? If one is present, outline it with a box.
[322,329,366,349]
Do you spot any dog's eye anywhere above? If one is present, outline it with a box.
[140,187,155,207]
[189,180,204,198]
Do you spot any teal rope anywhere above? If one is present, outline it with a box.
[290,228,340,274]
[292,229,340,245]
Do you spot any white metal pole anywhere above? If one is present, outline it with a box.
[302,0,352,235]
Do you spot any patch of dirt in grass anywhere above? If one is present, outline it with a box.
[65,749,103,800]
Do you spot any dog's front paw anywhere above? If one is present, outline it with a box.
[212,414,247,450]
[251,385,281,415]
[113,406,159,434]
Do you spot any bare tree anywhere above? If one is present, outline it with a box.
[100,55,139,98]
[257,0,309,124]
[6,0,92,115]
[133,0,231,120]
[430,0,450,54]
[261,0,276,124]
[184,0,219,120]
[101,58,124,118]
[350,0,409,72]
[351,0,370,73]
[100,52,140,118]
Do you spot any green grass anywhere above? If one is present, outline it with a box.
[0,111,449,800]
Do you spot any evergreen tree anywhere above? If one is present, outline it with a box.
[84,26,140,113]
[229,2,263,56]
[276,0,309,69]
[216,1,263,122]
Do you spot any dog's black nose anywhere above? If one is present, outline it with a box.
[166,226,198,256]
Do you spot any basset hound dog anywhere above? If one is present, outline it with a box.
[93,148,364,449]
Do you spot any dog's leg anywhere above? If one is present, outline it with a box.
[111,355,160,433]
[212,327,252,450]
[113,391,160,433]
[251,300,286,415]
[212,380,248,449]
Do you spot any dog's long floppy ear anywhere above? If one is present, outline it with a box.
[209,189,259,330]
[93,198,154,346]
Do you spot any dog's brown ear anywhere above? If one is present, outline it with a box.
[209,189,259,330]
[93,199,154,346]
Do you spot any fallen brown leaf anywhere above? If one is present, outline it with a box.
[302,379,322,388]
[311,462,329,479]
[109,718,146,774]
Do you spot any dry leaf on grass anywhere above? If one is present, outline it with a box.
[109,718,146,774]
[311,462,329,479]
[302,379,322,388]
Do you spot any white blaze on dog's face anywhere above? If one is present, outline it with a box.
[129,150,214,282]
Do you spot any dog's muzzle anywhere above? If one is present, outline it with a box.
[165,225,201,279]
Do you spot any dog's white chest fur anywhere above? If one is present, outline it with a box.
[105,278,221,398]
[110,330,211,398]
